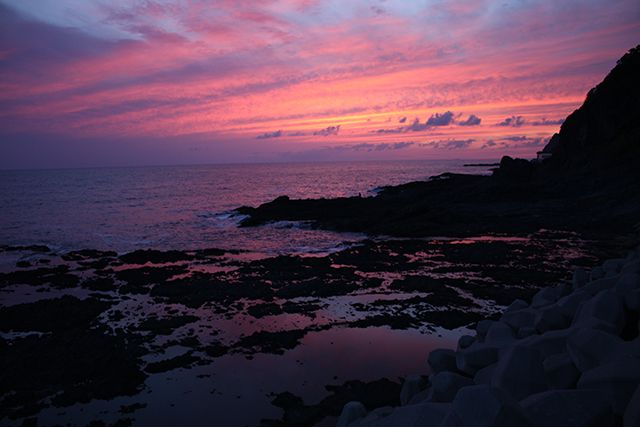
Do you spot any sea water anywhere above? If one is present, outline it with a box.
[0,160,492,254]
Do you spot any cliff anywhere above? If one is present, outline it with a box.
[542,45,640,177]
[238,45,640,239]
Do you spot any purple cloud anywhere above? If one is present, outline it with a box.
[256,130,282,139]
[530,118,564,126]
[313,125,341,136]
[421,139,475,149]
[481,136,549,149]
[406,118,430,132]
[374,113,448,133]
[329,141,415,152]
[459,114,482,126]
[497,116,526,127]
[481,140,497,149]
[426,111,455,126]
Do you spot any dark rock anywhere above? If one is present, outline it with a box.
[475,320,494,341]
[624,384,640,427]
[203,342,229,358]
[543,353,580,390]
[428,372,474,403]
[145,352,200,374]
[119,402,147,414]
[457,335,475,351]
[521,389,614,427]
[400,375,428,406]
[505,299,528,313]
[577,355,640,415]
[116,266,188,293]
[456,344,499,375]
[337,401,367,427]
[473,363,497,386]
[616,272,640,295]
[501,308,536,331]
[428,349,458,374]
[119,249,194,264]
[555,290,593,319]
[263,379,401,427]
[441,385,529,427]
[484,321,516,345]
[573,290,626,334]
[0,265,80,289]
[0,296,111,332]
[573,268,589,290]
[493,156,534,181]
[237,329,308,355]
[1,328,146,416]
[566,327,625,372]
[544,46,640,175]
[518,328,571,359]
[491,345,547,401]
[535,306,569,333]
[247,302,284,318]
[82,276,116,291]
[358,402,451,426]
[62,249,117,261]
[136,315,199,335]
[516,326,536,339]
[531,285,567,308]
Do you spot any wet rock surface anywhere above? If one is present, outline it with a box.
[262,379,401,427]
[340,246,640,427]
[0,231,630,425]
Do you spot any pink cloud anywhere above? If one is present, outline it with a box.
[0,0,638,167]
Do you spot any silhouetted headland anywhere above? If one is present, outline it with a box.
[237,46,640,241]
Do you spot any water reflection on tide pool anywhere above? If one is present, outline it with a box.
[39,326,463,427]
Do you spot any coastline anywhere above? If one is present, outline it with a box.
[1,45,639,427]
[0,227,635,426]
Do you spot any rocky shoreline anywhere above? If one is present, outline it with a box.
[237,46,640,242]
[337,244,640,427]
[1,230,629,426]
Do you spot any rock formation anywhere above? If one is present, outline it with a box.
[338,247,640,426]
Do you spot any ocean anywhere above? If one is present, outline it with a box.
[0,160,492,254]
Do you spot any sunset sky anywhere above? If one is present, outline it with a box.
[1,0,638,168]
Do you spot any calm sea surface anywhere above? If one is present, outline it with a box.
[0,160,493,254]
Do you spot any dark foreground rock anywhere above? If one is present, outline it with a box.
[0,231,622,425]
[0,205,633,426]
[0,297,147,419]
[338,246,640,426]
[262,379,401,427]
